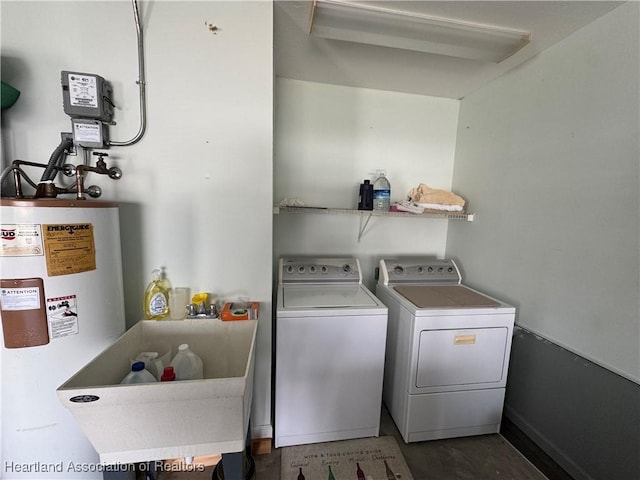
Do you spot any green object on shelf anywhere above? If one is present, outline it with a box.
[1,81,21,109]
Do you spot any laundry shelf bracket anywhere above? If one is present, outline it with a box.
[357,212,374,242]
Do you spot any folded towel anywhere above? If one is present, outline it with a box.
[394,200,425,214]
[415,202,464,212]
[408,183,465,209]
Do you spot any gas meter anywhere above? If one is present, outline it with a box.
[61,71,114,148]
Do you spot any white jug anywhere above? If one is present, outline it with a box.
[169,344,204,380]
[121,361,158,384]
[135,351,164,380]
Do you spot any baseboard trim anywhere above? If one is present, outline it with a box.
[251,437,273,455]
[252,424,273,440]
[503,406,591,480]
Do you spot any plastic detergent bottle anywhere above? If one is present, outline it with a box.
[373,171,391,211]
[169,344,204,380]
[160,366,176,382]
[143,269,170,320]
[121,361,158,384]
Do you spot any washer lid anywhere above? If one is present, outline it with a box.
[395,285,500,308]
[282,285,379,308]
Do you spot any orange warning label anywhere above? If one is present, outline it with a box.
[43,223,96,277]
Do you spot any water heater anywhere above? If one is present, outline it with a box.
[0,198,125,478]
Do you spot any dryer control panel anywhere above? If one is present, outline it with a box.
[279,257,362,284]
[379,258,461,285]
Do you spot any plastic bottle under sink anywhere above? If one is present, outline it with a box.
[121,361,158,384]
[160,366,176,382]
[169,344,204,380]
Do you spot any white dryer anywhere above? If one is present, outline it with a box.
[275,257,388,448]
[375,257,515,443]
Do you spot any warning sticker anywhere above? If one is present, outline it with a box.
[43,223,96,277]
[47,294,79,339]
[0,224,43,257]
[68,73,98,108]
[1,287,41,311]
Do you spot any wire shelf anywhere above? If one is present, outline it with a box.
[274,205,474,241]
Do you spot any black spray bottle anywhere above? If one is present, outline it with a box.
[358,179,374,210]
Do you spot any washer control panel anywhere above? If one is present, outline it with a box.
[378,258,461,285]
[280,257,362,284]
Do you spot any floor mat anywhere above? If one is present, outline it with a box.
[280,436,414,480]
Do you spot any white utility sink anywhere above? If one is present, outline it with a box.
[57,319,257,465]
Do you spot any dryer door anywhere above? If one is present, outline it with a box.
[415,326,509,390]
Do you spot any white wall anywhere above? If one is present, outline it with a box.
[446,2,639,382]
[274,78,460,288]
[1,0,273,451]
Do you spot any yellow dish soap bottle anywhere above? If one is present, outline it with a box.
[144,269,170,320]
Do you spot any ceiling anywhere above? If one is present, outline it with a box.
[274,1,624,99]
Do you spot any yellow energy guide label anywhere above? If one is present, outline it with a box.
[43,223,96,276]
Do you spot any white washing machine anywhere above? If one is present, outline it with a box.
[275,257,388,448]
[375,257,515,443]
